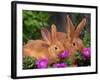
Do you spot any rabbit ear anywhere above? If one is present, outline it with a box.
[74,18,86,37]
[66,15,75,40]
[51,24,57,42]
[41,28,51,45]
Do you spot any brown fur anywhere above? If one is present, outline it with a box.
[64,15,86,65]
[23,25,64,65]
[56,15,86,65]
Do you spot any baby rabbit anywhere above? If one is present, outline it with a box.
[63,15,87,66]
[23,25,65,65]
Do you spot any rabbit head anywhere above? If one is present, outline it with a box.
[63,15,86,64]
[41,24,65,59]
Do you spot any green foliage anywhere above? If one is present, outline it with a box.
[64,58,73,66]
[75,51,91,66]
[23,10,50,43]
[83,31,91,47]
[75,51,83,61]
[75,51,84,66]
[23,56,36,69]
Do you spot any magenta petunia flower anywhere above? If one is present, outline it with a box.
[82,48,91,58]
[36,58,48,69]
[59,50,69,58]
[53,63,67,68]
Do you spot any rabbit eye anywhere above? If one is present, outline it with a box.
[55,47,58,50]
[73,43,75,46]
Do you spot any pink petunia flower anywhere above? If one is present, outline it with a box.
[36,58,48,69]
[82,47,91,58]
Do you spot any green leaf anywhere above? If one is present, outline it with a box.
[83,31,91,47]
[64,58,73,66]
[23,10,50,43]
[23,56,36,69]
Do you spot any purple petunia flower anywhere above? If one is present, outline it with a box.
[36,58,48,69]
[53,63,67,68]
[59,50,69,58]
[82,48,91,58]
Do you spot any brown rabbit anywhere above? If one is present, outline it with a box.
[23,25,65,65]
[62,15,87,66]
